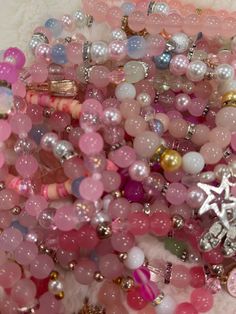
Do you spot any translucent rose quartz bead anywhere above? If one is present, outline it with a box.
[191,125,210,146]
[93,1,108,22]
[146,35,165,57]
[166,183,187,205]
[0,296,18,314]
[39,292,61,314]
[11,278,36,307]
[0,227,23,252]
[109,197,130,220]
[133,131,160,158]
[25,195,48,217]
[216,107,236,131]
[53,205,76,231]
[191,288,213,313]
[30,62,48,83]
[77,224,99,249]
[0,188,19,210]
[99,254,124,279]
[9,113,32,135]
[125,116,147,136]
[15,154,38,178]
[89,66,110,88]
[127,287,147,310]
[0,261,22,288]
[175,302,198,314]
[111,231,134,252]
[14,241,38,265]
[79,177,104,202]
[200,143,222,165]
[120,99,141,118]
[30,254,54,279]
[79,132,104,155]
[150,212,172,236]
[98,281,121,306]
[208,127,231,148]
[164,13,182,34]
[109,145,136,168]
[102,171,121,192]
[169,118,188,139]
[171,265,190,288]
[74,258,97,285]
[129,10,146,32]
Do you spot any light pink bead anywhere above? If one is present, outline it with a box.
[222,17,236,37]
[120,99,141,118]
[146,14,164,34]
[150,212,172,236]
[169,118,188,138]
[9,113,32,135]
[208,127,231,148]
[170,54,189,76]
[30,254,54,279]
[109,197,130,220]
[0,227,23,252]
[109,145,136,168]
[79,132,104,155]
[133,131,160,158]
[200,143,222,165]
[74,258,97,285]
[171,264,190,288]
[93,1,108,22]
[39,292,61,314]
[129,10,146,32]
[164,13,182,34]
[99,253,124,279]
[201,16,221,37]
[79,177,104,201]
[89,65,110,88]
[63,157,85,179]
[125,116,147,137]
[77,224,99,249]
[102,170,121,192]
[146,34,165,57]
[14,241,38,265]
[98,281,121,306]
[106,7,123,28]
[169,204,191,221]
[216,107,236,131]
[15,154,38,178]
[0,261,22,288]
[11,278,36,307]
[192,125,210,146]
[188,98,207,117]
[166,183,187,205]
[183,14,201,36]
[0,188,19,210]
[186,186,206,208]
[0,249,6,265]
[191,288,213,313]
[82,99,103,117]
[54,205,76,231]
[111,232,134,252]
[175,93,191,112]
[25,195,48,217]
[30,62,48,83]
[128,212,150,235]
[0,296,18,314]
[66,42,83,64]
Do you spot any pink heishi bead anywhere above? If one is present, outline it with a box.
[0,261,22,288]
[74,258,97,285]
[127,287,148,310]
[171,265,190,288]
[166,183,187,205]
[191,288,214,313]
[190,266,205,288]
[79,132,104,155]
[30,254,54,279]
[77,224,99,249]
[128,212,150,235]
[150,212,172,236]
[175,302,198,314]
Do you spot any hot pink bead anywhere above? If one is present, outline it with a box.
[0,261,22,288]
[127,287,148,310]
[79,132,104,155]
[200,143,222,165]
[53,205,76,231]
[99,254,124,279]
[30,62,48,83]
[14,241,38,265]
[4,47,25,69]
[77,224,99,249]
[9,113,32,135]
[89,65,110,88]
[11,278,37,307]
[98,281,121,306]
[0,227,23,252]
[15,154,38,178]
[171,265,190,288]
[140,282,160,301]
[111,231,134,252]
[146,34,165,57]
[133,266,150,284]
[191,288,213,313]
[203,247,224,264]
[25,195,48,217]
[128,212,150,235]
[0,62,17,83]
[129,10,146,32]
[30,254,54,279]
[166,183,187,205]
[150,212,172,236]
[74,258,97,285]
[106,7,123,28]
[109,145,136,168]
[170,54,189,76]
[146,14,164,34]
[102,170,121,192]
[175,302,198,314]
[190,266,205,288]
[79,177,104,202]
[39,292,61,314]
[35,43,52,62]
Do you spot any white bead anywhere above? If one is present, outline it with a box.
[115,82,136,101]
[182,152,205,174]
[187,60,207,82]
[171,33,190,53]
[153,2,170,15]
[111,29,127,41]
[216,64,234,81]
[219,80,236,94]
[124,246,145,270]
[91,41,109,64]
[155,295,176,314]
[124,61,145,83]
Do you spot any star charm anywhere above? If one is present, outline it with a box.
[197,175,236,230]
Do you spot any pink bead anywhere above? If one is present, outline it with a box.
[0,120,11,142]
[111,231,134,252]
[63,157,85,179]
[183,14,201,36]
[216,107,236,132]
[203,247,224,264]
[34,26,52,42]
[30,62,48,83]
[0,211,11,229]
[0,227,23,252]
[4,47,25,69]
[77,224,99,249]
[191,288,213,313]
[79,177,104,202]
[99,254,124,279]
[9,113,32,135]
[146,14,164,34]
[127,287,147,310]
[170,54,189,76]
[11,278,36,307]
[186,186,205,208]
[93,1,108,22]
[26,104,43,124]
[15,154,38,178]
[14,241,38,265]
[0,261,22,288]
[201,15,221,37]
[169,118,188,138]
[128,212,150,235]
[89,65,110,88]
[61,14,75,31]
[169,204,191,221]
[190,266,205,288]
[106,7,123,28]
[222,17,236,37]
[208,127,231,148]
[200,143,222,165]
[164,13,182,34]
[79,132,104,155]
[133,266,150,285]
[74,258,97,285]
[188,98,207,117]
[0,296,18,314]
[102,170,121,192]
[109,197,130,220]
[58,230,79,251]
[82,99,103,117]
[175,302,198,314]
[0,62,17,84]
[98,281,121,306]
[30,254,54,279]
[56,249,79,267]
[108,40,127,61]
[39,292,61,314]
[146,34,165,57]
[53,205,76,231]
[49,111,71,132]
[194,81,213,99]
[129,10,146,32]
[66,42,83,64]
[166,183,187,205]
[0,188,19,210]
[35,43,52,63]
[109,145,136,168]
[12,80,26,97]
[150,212,172,236]
[171,265,190,288]
[192,125,210,146]
[25,195,48,217]
[175,94,191,112]
[140,282,160,302]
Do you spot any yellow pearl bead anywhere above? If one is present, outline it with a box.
[160,149,182,172]
[221,91,236,107]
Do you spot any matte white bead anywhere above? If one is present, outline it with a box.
[155,295,176,314]
[171,32,190,53]
[219,80,236,94]
[124,61,145,83]
[115,82,136,101]
[182,152,205,175]
[124,246,145,270]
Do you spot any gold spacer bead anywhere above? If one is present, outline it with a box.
[68,260,77,271]
[150,144,167,163]
[0,181,5,191]
[221,91,236,107]
[50,271,59,280]
[55,291,64,300]
[96,222,112,239]
[94,271,104,282]
[172,214,185,229]
[120,276,135,291]
[11,205,22,215]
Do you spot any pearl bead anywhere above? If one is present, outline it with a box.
[124,246,145,270]
[182,152,205,174]
[111,28,127,41]
[40,132,58,151]
[74,10,87,27]
[115,82,136,101]
[153,2,170,15]
[53,140,73,159]
[186,61,207,82]
[215,64,234,81]
[48,279,64,295]
[129,160,150,181]
[91,41,109,64]
[154,295,176,314]
[171,32,190,53]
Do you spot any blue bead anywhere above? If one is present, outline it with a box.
[121,2,136,15]
[51,44,68,65]
[11,221,28,235]
[45,18,63,37]
[71,177,84,198]
[153,52,172,70]
[29,124,48,145]
[127,36,147,59]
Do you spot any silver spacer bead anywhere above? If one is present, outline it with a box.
[83,41,92,64]
[11,206,22,215]
[147,1,156,15]
[139,61,150,78]
[185,123,196,140]
[152,292,165,306]
[0,181,5,191]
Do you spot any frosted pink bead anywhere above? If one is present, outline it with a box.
[15,154,38,178]
[63,157,85,179]
[188,98,207,117]
[35,43,52,63]
[30,62,48,83]
[79,177,104,201]
[175,302,198,314]
[106,7,123,28]
[14,241,38,265]
[102,170,121,192]
[53,205,76,231]
[146,14,164,34]
[74,258,97,285]
[171,265,190,288]
[200,143,222,165]
[93,1,108,22]
[129,10,146,32]
[111,231,134,252]
[0,261,22,288]
[9,113,32,134]
[25,195,48,217]
[133,131,160,158]
[169,204,191,221]
[109,197,130,220]
[11,278,36,307]
[0,227,23,252]
[125,116,147,136]
[0,296,18,314]
[146,34,165,57]
[208,127,231,148]
[169,119,188,138]
[82,99,103,117]
[216,107,236,131]
[98,281,121,306]
[30,254,54,279]
[164,13,182,34]
[79,132,104,155]
[128,212,150,235]
[99,254,124,279]
[170,54,189,76]
[120,99,141,118]
[77,224,99,249]
[175,94,191,112]
[49,111,71,132]
[201,16,221,37]
[39,292,61,314]
[191,288,213,313]
[109,145,136,168]
[183,14,201,36]
[192,125,210,146]
[150,212,172,236]
[89,65,110,88]
[190,266,205,288]
[0,188,19,210]
[166,183,187,205]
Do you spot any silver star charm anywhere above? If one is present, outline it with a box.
[197,175,236,230]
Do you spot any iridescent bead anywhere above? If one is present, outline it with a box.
[133,267,150,284]
[51,44,68,65]
[91,41,109,64]
[74,10,87,27]
[45,18,63,37]
[186,60,207,82]
[127,36,147,59]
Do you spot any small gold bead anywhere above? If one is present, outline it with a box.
[120,276,134,291]
[221,91,236,107]
[118,252,128,262]
[11,206,22,215]
[172,214,185,229]
[68,260,77,271]
[111,190,122,198]
[160,149,182,172]
[65,125,73,133]
[150,144,167,163]
[55,291,64,299]
[94,271,104,282]
[113,277,122,285]
[96,222,112,239]
[50,271,59,280]
[0,181,5,191]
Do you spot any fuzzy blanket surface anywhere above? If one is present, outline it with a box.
[0,1,236,313]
